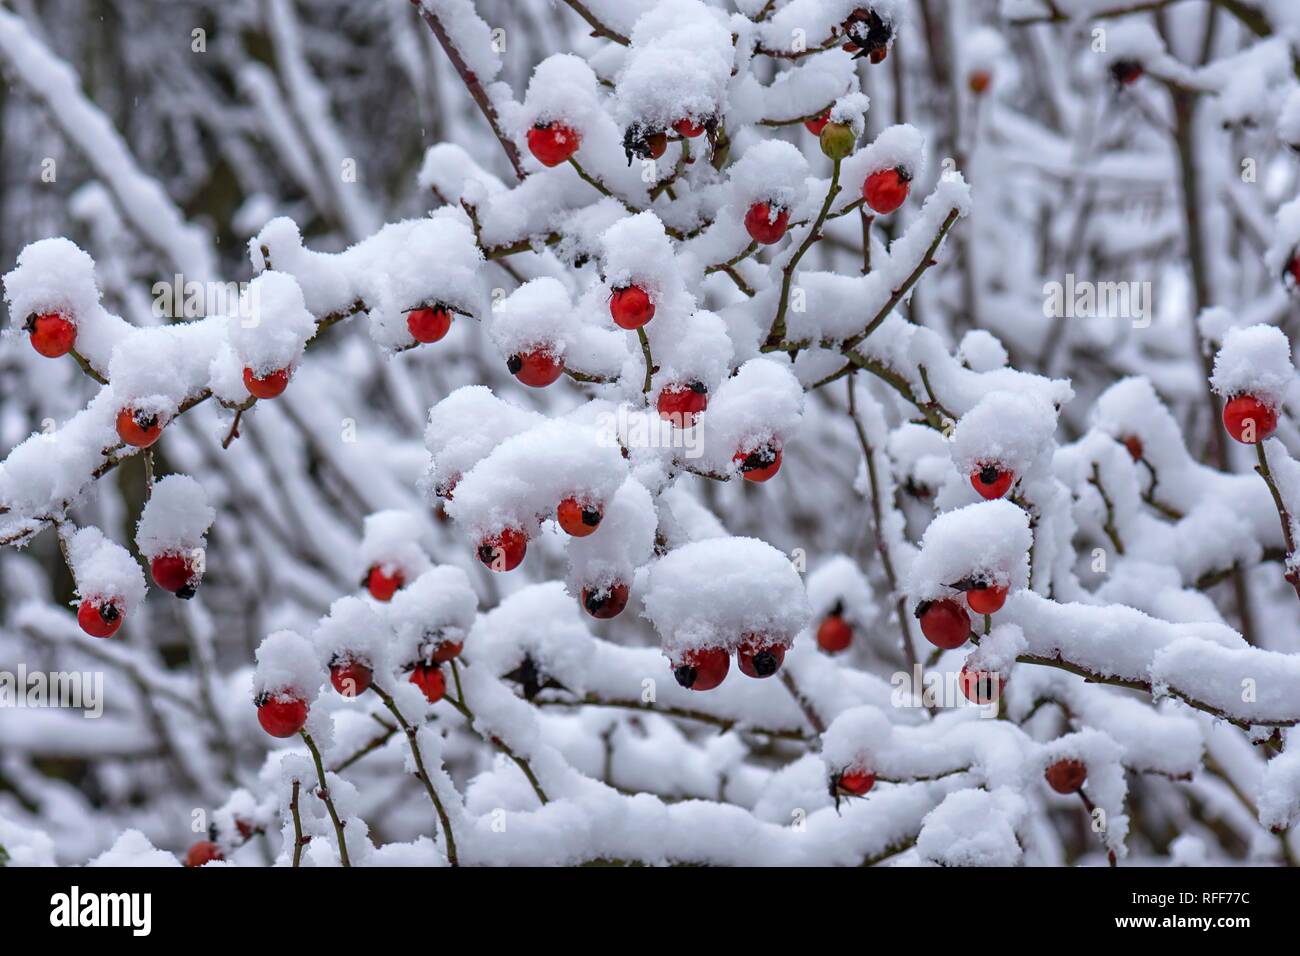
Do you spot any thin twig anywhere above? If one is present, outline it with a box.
[301,730,351,867]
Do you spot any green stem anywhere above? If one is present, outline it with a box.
[300,731,351,867]
[447,660,549,805]
[766,158,842,347]
[372,683,459,867]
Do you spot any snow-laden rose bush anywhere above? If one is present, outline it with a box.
[1,0,1299,867]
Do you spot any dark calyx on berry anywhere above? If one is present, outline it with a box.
[751,650,778,676]
[503,655,559,700]
[979,465,999,485]
[844,8,892,61]
[623,123,666,164]
[673,664,698,688]
[506,354,523,374]
[176,583,198,600]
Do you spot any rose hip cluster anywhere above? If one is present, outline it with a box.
[669,634,789,692]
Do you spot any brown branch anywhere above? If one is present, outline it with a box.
[413,1,527,181]
[559,0,630,45]
[1253,441,1300,605]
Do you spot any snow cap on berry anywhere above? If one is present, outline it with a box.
[644,307,733,400]
[359,510,431,583]
[252,629,323,701]
[470,581,595,692]
[352,216,485,351]
[843,123,925,184]
[806,555,877,628]
[965,622,1027,676]
[695,357,804,475]
[825,91,871,139]
[888,423,953,497]
[821,704,893,775]
[3,237,99,335]
[949,389,1058,483]
[517,53,603,137]
[599,212,684,321]
[422,386,545,502]
[313,595,390,673]
[226,271,316,378]
[447,418,627,541]
[68,526,147,614]
[134,474,215,559]
[1042,729,1130,857]
[728,139,811,217]
[487,276,574,364]
[643,536,810,656]
[614,0,733,131]
[1209,324,1295,410]
[565,477,656,594]
[907,500,1032,603]
[387,565,478,669]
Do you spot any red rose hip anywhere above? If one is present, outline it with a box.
[407,306,452,344]
[817,614,853,653]
[1222,394,1277,444]
[1045,758,1087,794]
[243,366,290,399]
[863,166,911,214]
[151,553,199,597]
[917,599,971,649]
[478,527,528,572]
[527,121,581,167]
[737,638,785,679]
[970,463,1014,500]
[959,663,1004,705]
[610,285,655,330]
[330,658,373,697]
[838,770,875,796]
[674,117,705,138]
[27,312,77,358]
[557,497,602,537]
[744,202,790,245]
[582,582,630,619]
[365,565,404,601]
[256,694,308,737]
[672,647,730,691]
[657,381,708,427]
[116,408,164,448]
[804,109,831,136]
[410,663,446,703]
[966,583,1008,615]
[185,840,224,867]
[508,348,564,388]
[734,443,782,482]
[77,598,122,638]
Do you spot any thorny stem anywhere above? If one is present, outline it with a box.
[1254,441,1300,605]
[372,683,459,867]
[767,157,844,347]
[289,779,305,868]
[446,660,549,805]
[300,730,351,867]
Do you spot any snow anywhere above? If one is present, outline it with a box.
[67,526,146,612]
[134,474,215,559]
[643,536,810,656]
[253,630,324,701]
[1209,324,1295,406]
[908,500,1033,602]
[5,0,1300,871]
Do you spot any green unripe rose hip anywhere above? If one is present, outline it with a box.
[819,121,857,160]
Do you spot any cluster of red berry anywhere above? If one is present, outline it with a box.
[671,636,787,692]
